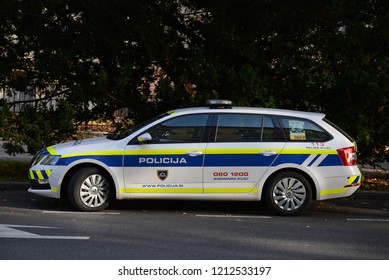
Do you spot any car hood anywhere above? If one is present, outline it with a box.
[48,137,118,156]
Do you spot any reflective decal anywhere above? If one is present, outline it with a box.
[306,142,333,150]
[157,170,168,181]
[212,171,249,181]
[139,157,187,165]
[142,183,184,188]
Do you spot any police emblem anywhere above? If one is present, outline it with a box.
[157,170,168,181]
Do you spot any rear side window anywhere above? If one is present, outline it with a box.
[262,115,285,142]
[214,114,285,142]
[278,116,332,142]
[216,114,262,142]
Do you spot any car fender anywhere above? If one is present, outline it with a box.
[255,163,320,200]
[51,157,124,198]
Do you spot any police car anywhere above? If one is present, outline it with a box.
[29,100,361,215]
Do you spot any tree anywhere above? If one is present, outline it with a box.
[175,0,388,159]
[0,0,387,159]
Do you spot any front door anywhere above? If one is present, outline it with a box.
[123,114,210,194]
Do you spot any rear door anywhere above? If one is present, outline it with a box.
[203,113,286,193]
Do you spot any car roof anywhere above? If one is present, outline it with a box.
[171,106,326,120]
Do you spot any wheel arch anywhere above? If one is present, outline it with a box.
[260,167,317,201]
[60,163,117,201]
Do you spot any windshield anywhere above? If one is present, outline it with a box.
[107,112,169,140]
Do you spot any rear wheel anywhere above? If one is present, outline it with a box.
[68,167,112,211]
[265,171,312,216]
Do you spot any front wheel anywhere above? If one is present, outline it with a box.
[265,171,312,216]
[68,167,112,211]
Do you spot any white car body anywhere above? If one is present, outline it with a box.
[29,101,361,215]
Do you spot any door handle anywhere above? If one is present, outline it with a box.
[185,151,203,157]
[259,151,277,156]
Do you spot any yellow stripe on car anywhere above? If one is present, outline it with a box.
[35,170,44,180]
[61,150,124,158]
[206,148,282,154]
[123,188,203,193]
[347,175,361,185]
[47,146,59,155]
[45,170,52,177]
[320,188,348,196]
[281,148,338,155]
[120,187,257,194]
[125,149,206,156]
[204,187,256,193]
[58,147,339,158]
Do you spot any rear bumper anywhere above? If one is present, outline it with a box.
[316,173,361,200]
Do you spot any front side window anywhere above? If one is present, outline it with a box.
[278,116,332,142]
[108,113,169,140]
[144,114,209,143]
[215,114,262,142]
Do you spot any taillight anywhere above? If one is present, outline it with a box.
[337,146,357,166]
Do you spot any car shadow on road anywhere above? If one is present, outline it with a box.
[1,188,273,216]
[1,188,388,217]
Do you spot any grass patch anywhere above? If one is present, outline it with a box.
[0,160,30,181]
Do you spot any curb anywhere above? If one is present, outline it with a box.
[0,182,388,199]
[0,181,29,191]
[353,190,389,199]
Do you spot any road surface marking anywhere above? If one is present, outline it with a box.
[42,211,120,215]
[347,218,389,222]
[0,224,89,239]
[196,214,272,219]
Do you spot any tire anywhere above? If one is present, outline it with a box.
[68,167,112,211]
[265,171,312,216]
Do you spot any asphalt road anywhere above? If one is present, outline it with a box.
[0,184,388,260]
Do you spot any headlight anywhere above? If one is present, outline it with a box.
[31,154,45,167]
[31,155,61,167]
[39,155,61,166]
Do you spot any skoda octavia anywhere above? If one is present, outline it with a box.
[29,100,361,215]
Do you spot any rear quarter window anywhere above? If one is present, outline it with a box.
[278,116,333,142]
[323,118,355,143]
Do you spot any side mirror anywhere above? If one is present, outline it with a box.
[137,133,152,144]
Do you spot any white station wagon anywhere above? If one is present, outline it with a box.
[29,100,361,215]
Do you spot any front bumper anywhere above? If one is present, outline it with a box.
[29,179,51,190]
[28,177,60,199]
